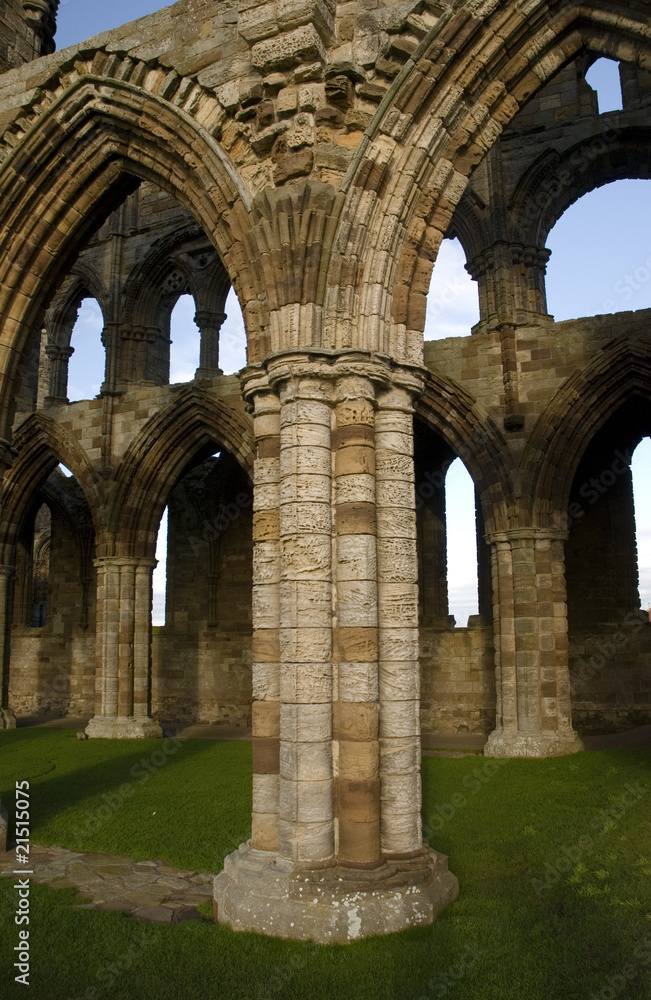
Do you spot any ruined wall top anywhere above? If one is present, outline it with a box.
[0,0,58,72]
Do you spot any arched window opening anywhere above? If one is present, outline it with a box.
[585,58,623,113]
[425,238,479,340]
[169,294,200,384]
[546,180,651,321]
[152,506,168,627]
[445,458,479,627]
[66,298,105,402]
[149,449,253,725]
[30,503,51,627]
[58,464,73,477]
[632,437,651,615]
[219,287,247,374]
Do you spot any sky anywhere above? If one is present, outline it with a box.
[52,8,651,625]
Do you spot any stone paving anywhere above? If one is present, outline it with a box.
[0,844,215,923]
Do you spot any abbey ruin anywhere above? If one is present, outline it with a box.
[0,0,648,941]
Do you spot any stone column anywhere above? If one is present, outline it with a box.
[215,352,458,943]
[484,528,583,757]
[333,372,380,866]
[244,370,282,853]
[375,377,424,855]
[43,344,74,405]
[195,310,226,378]
[86,556,162,738]
[0,564,16,729]
[275,363,334,865]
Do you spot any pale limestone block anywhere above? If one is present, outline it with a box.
[280,777,333,822]
[281,702,332,742]
[279,626,332,663]
[279,579,331,628]
[253,456,280,487]
[253,773,280,814]
[280,501,331,535]
[379,737,420,774]
[376,538,416,582]
[381,812,422,856]
[278,819,334,862]
[334,473,376,505]
[381,772,422,815]
[376,507,417,540]
[375,450,414,479]
[379,661,419,700]
[377,584,419,626]
[379,699,419,738]
[375,479,416,508]
[239,5,279,42]
[337,662,378,702]
[336,534,377,582]
[354,31,384,68]
[280,534,331,579]
[253,412,281,438]
[253,541,282,583]
[280,740,332,781]
[280,397,331,428]
[255,481,282,511]
[253,664,281,701]
[280,473,331,505]
[281,443,331,477]
[281,661,333,703]
[337,580,377,627]
[252,588,281,628]
[281,420,331,448]
[334,397,375,427]
[378,627,419,661]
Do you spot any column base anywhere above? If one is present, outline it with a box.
[484,727,584,758]
[214,841,458,943]
[85,715,162,739]
[0,708,16,729]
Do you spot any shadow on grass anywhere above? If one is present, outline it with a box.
[0,729,252,870]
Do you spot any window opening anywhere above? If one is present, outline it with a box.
[445,458,479,626]
[546,180,651,321]
[586,58,623,113]
[67,298,105,402]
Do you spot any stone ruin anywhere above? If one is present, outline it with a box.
[0,0,649,940]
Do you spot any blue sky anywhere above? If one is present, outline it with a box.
[54,7,651,624]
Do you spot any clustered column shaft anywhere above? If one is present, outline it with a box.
[276,369,334,864]
[333,374,381,866]
[376,382,423,854]
[484,528,582,757]
[85,556,161,739]
[248,385,282,852]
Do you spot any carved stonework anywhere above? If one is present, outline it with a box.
[22,0,58,56]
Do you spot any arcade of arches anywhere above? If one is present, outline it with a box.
[0,0,649,943]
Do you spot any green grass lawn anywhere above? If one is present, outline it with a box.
[0,728,650,1000]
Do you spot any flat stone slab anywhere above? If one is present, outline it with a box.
[0,844,215,923]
